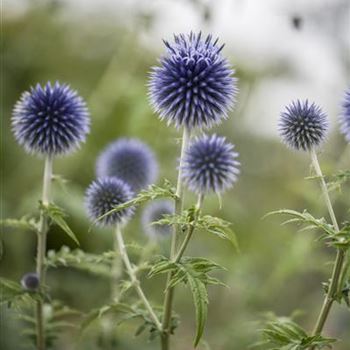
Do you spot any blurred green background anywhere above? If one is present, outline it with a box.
[1,0,350,349]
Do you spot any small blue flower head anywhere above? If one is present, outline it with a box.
[96,138,158,193]
[21,272,39,291]
[85,177,134,227]
[340,88,350,143]
[12,82,90,156]
[149,32,237,129]
[181,134,240,194]
[142,200,174,239]
[278,100,328,151]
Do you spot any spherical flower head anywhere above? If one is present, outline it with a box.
[278,100,328,151]
[149,32,238,129]
[21,272,39,291]
[142,200,174,239]
[181,134,240,194]
[12,82,90,156]
[85,177,134,227]
[96,138,158,193]
[340,88,350,143]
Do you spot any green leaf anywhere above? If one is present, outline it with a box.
[187,272,208,347]
[0,277,43,307]
[197,215,239,252]
[148,256,226,346]
[40,202,79,245]
[0,216,38,232]
[327,170,350,192]
[264,209,336,236]
[154,211,239,252]
[46,246,117,277]
[260,316,337,349]
[93,180,177,225]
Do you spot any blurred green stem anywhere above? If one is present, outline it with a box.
[161,127,190,350]
[114,225,162,331]
[174,194,204,263]
[36,155,53,350]
[111,234,122,299]
[310,149,345,342]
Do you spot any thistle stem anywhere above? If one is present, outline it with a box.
[114,225,162,331]
[310,148,345,341]
[36,155,53,350]
[161,127,190,350]
[174,194,204,263]
[111,234,122,299]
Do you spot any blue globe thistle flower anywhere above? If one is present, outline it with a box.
[85,177,134,227]
[96,138,158,193]
[181,134,240,194]
[12,82,90,156]
[340,88,350,143]
[142,200,174,239]
[149,32,237,129]
[21,272,39,291]
[278,100,328,151]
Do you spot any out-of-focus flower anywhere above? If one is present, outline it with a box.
[21,272,39,291]
[142,200,174,239]
[340,88,350,143]
[96,138,158,192]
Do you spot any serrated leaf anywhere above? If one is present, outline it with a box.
[40,202,79,245]
[260,316,337,349]
[46,246,117,277]
[187,273,208,347]
[264,209,336,237]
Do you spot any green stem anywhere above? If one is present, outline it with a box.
[161,127,190,350]
[36,155,53,350]
[111,233,122,300]
[174,194,204,263]
[114,225,162,331]
[310,149,345,340]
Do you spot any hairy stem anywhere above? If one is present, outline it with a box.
[114,225,162,331]
[36,155,53,350]
[161,127,190,350]
[310,149,345,340]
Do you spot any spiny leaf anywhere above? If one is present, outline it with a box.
[260,316,336,349]
[0,216,38,232]
[0,277,43,307]
[187,272,208,347]
[40,202,79,245]
[46,246,117,277]
[327,170,350,192]
[264,209,336,236]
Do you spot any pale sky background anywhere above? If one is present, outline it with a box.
[6,0,350,138]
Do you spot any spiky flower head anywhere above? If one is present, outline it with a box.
[96,138,158,193]
[340,88,350,143]
[278,100,328,151]
[149,32,237,129]
[12,82,90,156]
[142,200,174,239]
[181,134,240,194]
[85,177,134,227]
[21,272,39,291]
